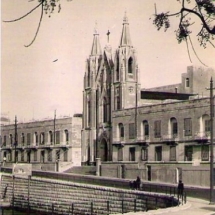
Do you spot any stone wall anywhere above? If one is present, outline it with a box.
[0,173,178,214]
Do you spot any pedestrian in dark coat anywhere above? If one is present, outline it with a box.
[136,176,141,190]
[177,180,184,198]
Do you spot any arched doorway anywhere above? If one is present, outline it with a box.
[100,139,108,161]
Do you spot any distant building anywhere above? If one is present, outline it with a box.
[0,115,82,171]
[81,13,215,186]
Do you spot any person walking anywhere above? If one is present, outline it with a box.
[177,180,184,198]
[136,176,141,190]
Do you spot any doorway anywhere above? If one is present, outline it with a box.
[100,139,108,161]
[147,166,151,181]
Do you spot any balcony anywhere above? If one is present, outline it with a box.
[112,137,124,146]
[136,136,150,145]
[194,131,210,143]
[161,134,178,144]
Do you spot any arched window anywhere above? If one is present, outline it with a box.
[64,129,69,143]
[170,117,178,137]
[119,123,124,140]
[40,132,45,145]
[142,120,149,139]
[88,70,91,87]
[200,114,210,136]
[186,78,189,87]
[21,133,25,145]
[9,134,13,146]
[115,87,121,110]
[34,132,38,145]
[87,100,91,127]
[103,97,108,122]
[128,57,133,74]
[116,56,120,81]
[49,131,53,144]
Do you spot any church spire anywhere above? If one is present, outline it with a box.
[119,12,132,47]
[91,22,102,56]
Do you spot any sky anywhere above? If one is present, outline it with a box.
[1,0,215,123]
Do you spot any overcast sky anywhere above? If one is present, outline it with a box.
[2,0,215,122]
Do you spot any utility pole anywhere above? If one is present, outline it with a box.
[14,116,18,163]
[210,78,215,204]
[54,110,56,145]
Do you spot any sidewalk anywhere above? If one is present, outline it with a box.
[113,197,215,215]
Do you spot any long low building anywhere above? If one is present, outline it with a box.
[0,114,82,172]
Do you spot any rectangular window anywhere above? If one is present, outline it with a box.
[63,150,68,162]
[118,147,123,161]
[10,134,13,146]
[56,131,60,144]
[205,120,211,132]
[141,147,148,161]
[201,145,209,161]
[21,134,25,145]
[48,150,52,162]
[56,150,60,160]
[185,146,193,161]
[129,147,135,161]
[170,146,176,161]
[184,118,192,136]
[27,133,31,145]
[3,135,7,146]
[21,151,24,162]
[40,151,45,163]
[129,123,135,139]
[155,146,162,161]
[154,120,161,138]
[34,151,37,162]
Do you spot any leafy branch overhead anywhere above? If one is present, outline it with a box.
[153,0,215,65]
[3,0,62,47]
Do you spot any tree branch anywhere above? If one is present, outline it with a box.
[181,7,215,34]
[3,1,43,23]
[24,1,44,47]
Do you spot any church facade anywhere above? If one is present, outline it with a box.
[81,14,215,186]
[82,14,141,165]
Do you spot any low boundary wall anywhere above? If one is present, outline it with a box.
[0,173,179,214]
[1,167,209,200]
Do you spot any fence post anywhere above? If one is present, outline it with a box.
[107,201,109,215]
[121,200,124,214]
[145,198,148,211]
[71,203,74,215]
[155,196,158,208]
[174,187,175,196]
[182,192,184,205]
[91,202,93,215]
[134,199,136,212]
[184,191,187,204]
[52,203,54,215]
[170,187,172,195]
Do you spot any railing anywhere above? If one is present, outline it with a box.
[194,131,210,142]
[136,135,150,142]
[140,183,186,205]
[8,194,179,215]
[161,134,178,142]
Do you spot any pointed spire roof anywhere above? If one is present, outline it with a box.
[120,12,132,47]
[91,22,102,56]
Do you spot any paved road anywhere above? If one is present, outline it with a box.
[113,197,215,215]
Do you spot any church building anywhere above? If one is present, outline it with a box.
[81,14,215,187]
[82,14,140,165]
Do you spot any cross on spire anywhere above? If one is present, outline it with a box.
[107,30,110,43]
